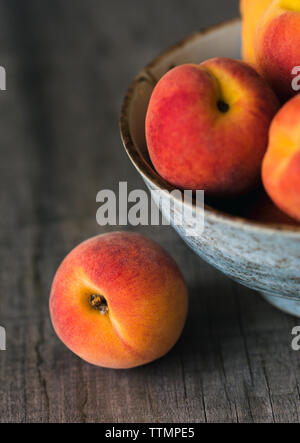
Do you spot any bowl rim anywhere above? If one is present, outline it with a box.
[120,18,300,237]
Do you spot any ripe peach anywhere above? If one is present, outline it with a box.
[240,0,273,64]
[145,58,279,197]
[262,94,300,222]
[255,0,300,100]
[49,232,188,369]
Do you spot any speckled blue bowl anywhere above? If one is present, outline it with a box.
[120,19,300,317]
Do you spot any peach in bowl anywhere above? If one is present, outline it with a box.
[120,19,300,318]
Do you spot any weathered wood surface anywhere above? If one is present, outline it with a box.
[0,0,300,423]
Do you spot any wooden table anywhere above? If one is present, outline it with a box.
[1,0,300,423]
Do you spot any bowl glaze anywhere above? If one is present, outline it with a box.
[120,19,300,317]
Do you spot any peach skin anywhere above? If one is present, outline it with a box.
[145,58,279,197]
[262,94,300,222]
[49,232,188,369]
[255,0,300,100]
[240,0,273,64]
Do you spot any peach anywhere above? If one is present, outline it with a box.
[262,94,300,222]
[240,0,273,64]
[49,232,188,369]
[255,0,300,100]
[145,58,279,197]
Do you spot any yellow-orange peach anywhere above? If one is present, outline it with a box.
[146,58,279,197]
[255,0,300,100]
[240,0,273,64]
[262,94,300,222]
[49,232,188,369]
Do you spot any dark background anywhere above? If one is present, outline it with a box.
[1,0,300,423]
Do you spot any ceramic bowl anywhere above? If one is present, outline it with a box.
[120,19,300,317]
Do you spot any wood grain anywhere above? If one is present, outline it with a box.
[0,0,299,423]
